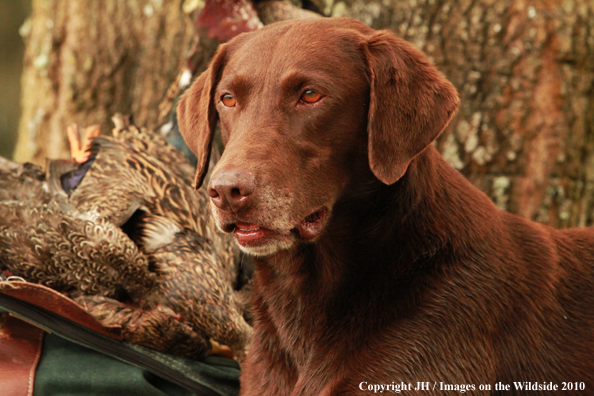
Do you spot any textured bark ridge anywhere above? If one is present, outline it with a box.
[16,0,594,228]
[15,0,197,164]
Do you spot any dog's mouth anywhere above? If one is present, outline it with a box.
[232,222,280,247]
[222,207,328,249]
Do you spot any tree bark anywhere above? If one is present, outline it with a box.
[16,0,594,228]
[333,0,594,228]
[14,0,197,164]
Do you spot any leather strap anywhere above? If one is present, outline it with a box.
[0,314,45,396]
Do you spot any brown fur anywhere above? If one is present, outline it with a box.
[178,17,594,395]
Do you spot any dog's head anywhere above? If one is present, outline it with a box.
[178,17,459,256]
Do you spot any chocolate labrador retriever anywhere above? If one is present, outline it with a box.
[178,17,594,396]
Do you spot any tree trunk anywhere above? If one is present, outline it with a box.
[14,0,198,164]
[16,0,594,228]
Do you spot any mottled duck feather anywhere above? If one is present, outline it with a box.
[0,201,156,299]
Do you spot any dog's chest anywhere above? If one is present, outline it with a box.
[255,261,347,366]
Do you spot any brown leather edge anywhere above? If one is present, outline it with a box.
[26,316,44,396]
[0,314,45,396]
[0,281,121,340]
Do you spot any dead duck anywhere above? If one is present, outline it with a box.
[66,123,223,247]
[76,214,253,361]
[0,201,156,299]
[65,118,239,288]
[0,199,248,361]
[1,117,252,361]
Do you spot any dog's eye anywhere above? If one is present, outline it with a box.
[221,93,236,107]
[301,89,321,104]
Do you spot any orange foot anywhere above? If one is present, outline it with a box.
[67,124,101,163]
[209,339,235,360]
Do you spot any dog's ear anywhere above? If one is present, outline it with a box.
[364,31,459,185]
[177,46,228,189]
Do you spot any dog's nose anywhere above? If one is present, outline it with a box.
[207,170,255,212]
